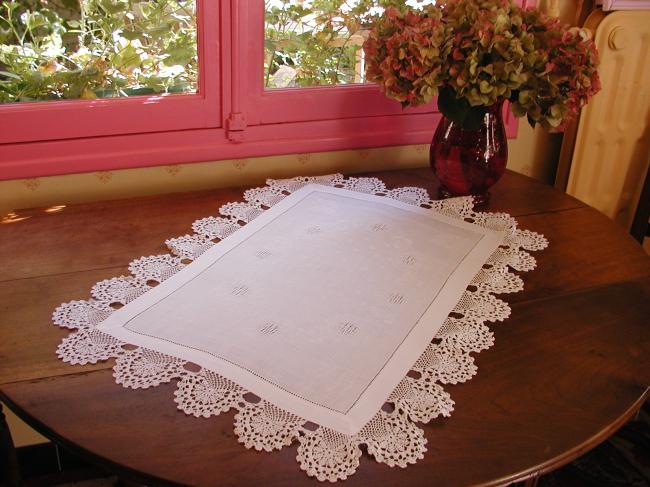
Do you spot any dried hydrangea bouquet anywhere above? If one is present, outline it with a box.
[364,0,601,203]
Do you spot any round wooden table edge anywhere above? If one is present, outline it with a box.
[0,389,185,487]
[1,170,649,487]
[480,387,650,486]
[2,384,649,487]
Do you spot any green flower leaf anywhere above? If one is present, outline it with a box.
[0,70,21,80]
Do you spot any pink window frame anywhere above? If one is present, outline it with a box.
[0,0,221,146]
[0,0,532,181]
[241,3,434,126]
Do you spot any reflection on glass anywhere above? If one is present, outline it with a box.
[0,0,197,103]
[264,0,436,90]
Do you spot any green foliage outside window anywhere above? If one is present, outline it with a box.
[0,0,197,103]
[264,0,430,89]
[264,0,373,88]
[0,1,422,102]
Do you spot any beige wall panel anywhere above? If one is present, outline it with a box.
[2,404,48,447]
[1,133,558,218]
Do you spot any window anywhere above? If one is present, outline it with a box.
[235,1,437,137]
[0,0,219,145]
[1,0,527,180]
[1,1,198,103]
[263,0,437,89]
[264,0,372,89]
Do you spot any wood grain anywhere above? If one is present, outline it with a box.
[0,268,122,385]
[0,187,245,282]
[2,279,648,487]
[0,170,582,283]
[509,207,650,303]
[397,168,586,216]
[1,168,648,486]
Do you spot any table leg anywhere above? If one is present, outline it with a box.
[523,475,540,487]
[0,403,22,487]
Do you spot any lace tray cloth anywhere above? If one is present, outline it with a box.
[53,174,548,482]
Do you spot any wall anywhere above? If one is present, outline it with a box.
[0,126,561,217]
[3,407,48,448]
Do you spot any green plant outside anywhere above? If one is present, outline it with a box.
[0,0,420,102]
[0,0,197,103]
[264,0,423,89]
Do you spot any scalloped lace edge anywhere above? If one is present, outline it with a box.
[52,174,548,483]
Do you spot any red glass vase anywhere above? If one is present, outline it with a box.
[429,100,507,207]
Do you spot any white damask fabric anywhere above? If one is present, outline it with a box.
[53,174,548,482]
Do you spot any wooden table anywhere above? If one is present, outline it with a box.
[1,169,649,487]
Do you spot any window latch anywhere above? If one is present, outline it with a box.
[227,113,247,142]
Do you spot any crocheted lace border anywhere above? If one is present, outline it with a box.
[53,174,548,482]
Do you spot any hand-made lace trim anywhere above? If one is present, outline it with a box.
[52,174,548,482]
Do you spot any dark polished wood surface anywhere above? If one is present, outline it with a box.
[1,168,649,487]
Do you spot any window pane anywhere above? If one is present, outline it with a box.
[264,1,436,90]
[0,0,197,103]
[264,0,375,89]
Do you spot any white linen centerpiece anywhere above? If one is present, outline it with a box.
[97,184,501,434]
[53,174,548,482]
